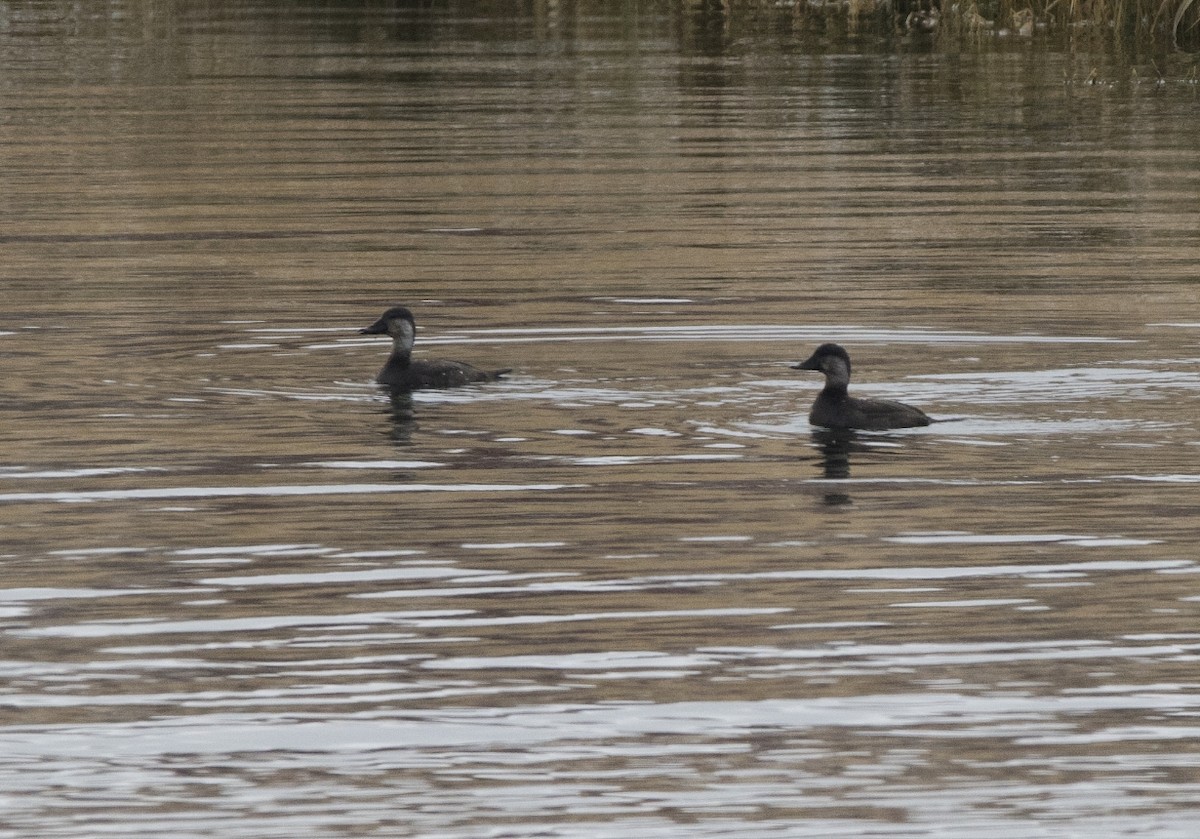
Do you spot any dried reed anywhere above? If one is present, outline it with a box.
[697,0,1200,45]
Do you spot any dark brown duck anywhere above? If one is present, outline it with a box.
[792,343,931,431]
[360,306,510,391]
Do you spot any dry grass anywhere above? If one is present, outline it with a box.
[1163,0,1200,45]
[706,0,1200,46]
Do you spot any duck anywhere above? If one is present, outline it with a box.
[792,343,931,430]
[359,306,510,391]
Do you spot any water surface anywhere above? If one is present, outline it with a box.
[4,3,1200,837]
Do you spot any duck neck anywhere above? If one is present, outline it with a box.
[822,358,851,395]
[387,319,416,370]
[822,379,849,398]
[388,341,412,370]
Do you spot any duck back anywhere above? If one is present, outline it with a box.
[810,390,931,431]
[378,357,510,391]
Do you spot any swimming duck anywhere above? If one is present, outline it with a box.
[359,306,510,391]
[792,343,931,430]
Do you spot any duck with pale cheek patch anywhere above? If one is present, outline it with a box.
[359,306,511,391]
[792,343,931,431]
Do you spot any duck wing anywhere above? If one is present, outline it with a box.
[854,398,932,430]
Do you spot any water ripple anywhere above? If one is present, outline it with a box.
[0,482,585,504]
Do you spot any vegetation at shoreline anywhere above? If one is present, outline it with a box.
[695,0,1200,49]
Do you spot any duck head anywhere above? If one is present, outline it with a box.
[361,305,416,352]
[793,343,851,375]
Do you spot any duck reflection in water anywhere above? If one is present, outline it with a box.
[810,429,926,507]
[386,391,416,444]
[811,429,857,506]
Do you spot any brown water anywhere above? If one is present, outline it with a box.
[4,2,1200,837]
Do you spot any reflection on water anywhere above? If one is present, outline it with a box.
[813,428,855,505]
[386,391,417,443]
[7,2,1200,837]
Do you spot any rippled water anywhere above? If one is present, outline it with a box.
[5,2,1200,837]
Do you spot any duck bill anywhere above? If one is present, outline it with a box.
[791,356,820,371]
[360,317,389,335]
